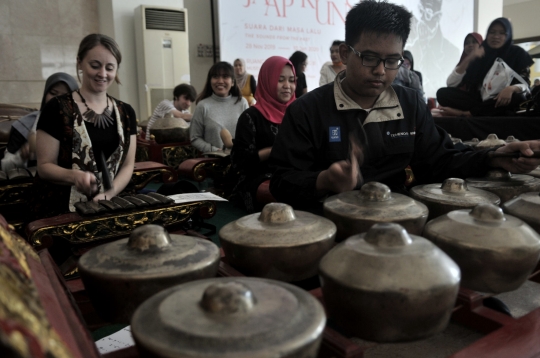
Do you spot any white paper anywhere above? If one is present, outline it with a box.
[95,326,135,354]
[168,192,228,204]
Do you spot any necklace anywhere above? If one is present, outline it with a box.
[77,90,114,129]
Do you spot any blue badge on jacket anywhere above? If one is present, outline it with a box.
[329,126,341,142]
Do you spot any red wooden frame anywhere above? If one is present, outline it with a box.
[32,250,101,358]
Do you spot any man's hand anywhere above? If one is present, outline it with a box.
[316,134,364,194]
[489,141,540,173]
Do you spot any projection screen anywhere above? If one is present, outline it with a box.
[218,0,473,98]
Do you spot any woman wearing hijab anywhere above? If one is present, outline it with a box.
[1,73,78,172]
[436,18,533,117]
[234,58,257,106]
[445,32,483,88]
[289,51,308,98]
[403,50,423,85]
[230,56,296,213]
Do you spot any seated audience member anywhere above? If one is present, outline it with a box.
[403,50,423,85]
[319,40,346,86]
[230,56,296,212]
[532,78,540,90]
[190,62,248,153]
[145,83,196,140]
[269,1,540,213]
[289,51,308,98]
[436,18,533,117]
[393,64,425,101]
[446,32,483,88]
[2,73,78,172]
[234,58,257,106]
[35,34,137,218]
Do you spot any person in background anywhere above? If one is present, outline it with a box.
[393,64,425,101]
[319,40,347,86]
[35,33,137,218]
[402,50,423,85]
[445,32,483,88]
[234,58,257,106]
[436,18,533,117]
[531,78,540,90]
[268,1,540,214]
[230,56,296,213]
[1,73,78,172]
[145,83,196,140]
[289,51,308,98]
[190,62,248,153]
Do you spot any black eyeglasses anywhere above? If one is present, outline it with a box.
[348,45,404,70]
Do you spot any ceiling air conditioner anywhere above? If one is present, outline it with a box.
[134,5,190,119]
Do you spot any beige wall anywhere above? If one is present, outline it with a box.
[504,0,540,41]
[184,0,218,98]
[0,0,99,108]
[97,0,185,118]
[475,0,504,35]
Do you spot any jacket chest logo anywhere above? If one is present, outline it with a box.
[329,126,341,142]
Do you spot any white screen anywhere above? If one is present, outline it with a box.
[218,0,473,98]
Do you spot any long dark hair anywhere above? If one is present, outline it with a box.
[196,62,242,104]
[289,51,308,75]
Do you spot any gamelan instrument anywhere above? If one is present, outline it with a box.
[131,277,326,358]
[466,169,540,203]
[319,222,460,342]
[26,192,216,250]
[79,225,220,323]
[424,203,540,293]
[219,202,336,282]
[504,191,540,232]
[0,167,35,230]
[324,181,428,240]
[410,178,500,220]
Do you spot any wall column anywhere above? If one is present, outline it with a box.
[474,0,503,36]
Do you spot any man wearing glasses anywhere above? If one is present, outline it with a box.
[269,0,540,213]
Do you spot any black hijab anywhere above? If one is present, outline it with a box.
[403,50,423,85]
[40,72,79,111]
[463,18,533,87]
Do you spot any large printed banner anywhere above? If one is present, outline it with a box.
[218,0,473,97]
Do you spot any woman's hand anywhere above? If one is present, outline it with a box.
[467,46,484,61]
[494,86,518,108]
[258,147,272,161]
[93,189,116,202]
[220,128,234,149]
[456,47,485,74]
[74,171,98,197]
[20,143,31,160]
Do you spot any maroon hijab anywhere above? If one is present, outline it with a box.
[457,32,483,65]
[253,56,296,124]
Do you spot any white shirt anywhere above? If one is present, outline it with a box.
[146,99,189,139]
